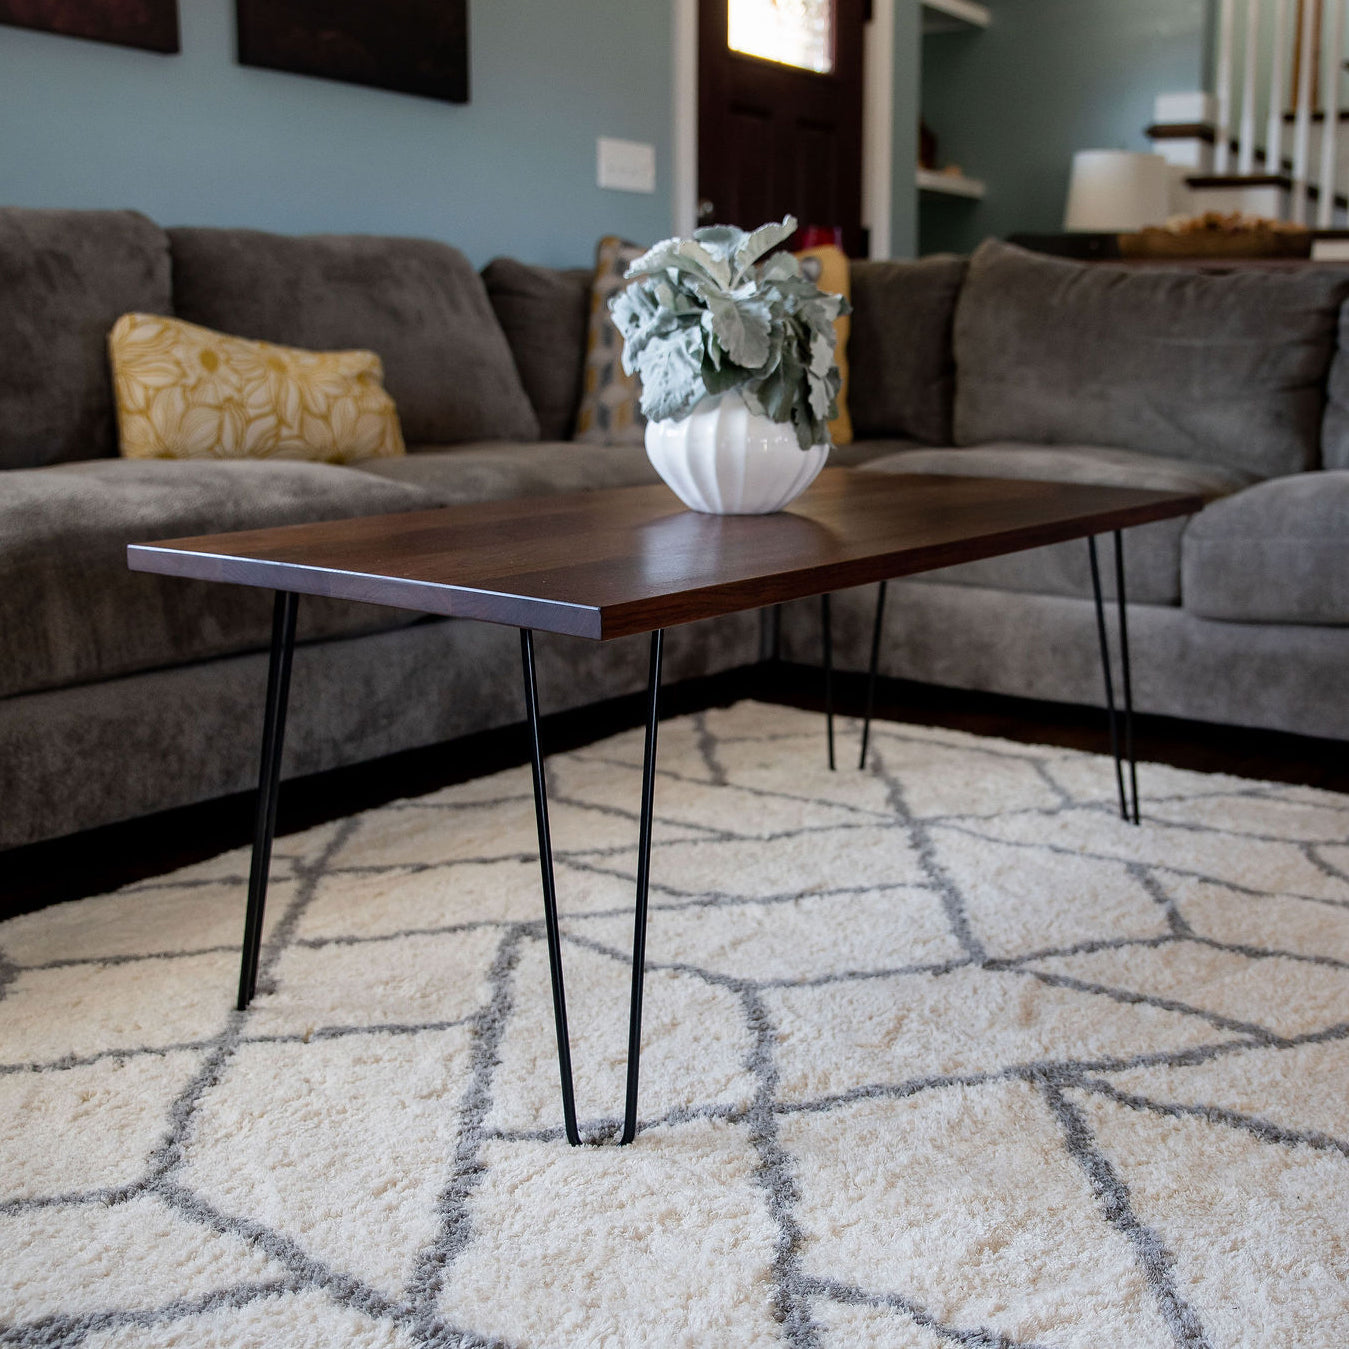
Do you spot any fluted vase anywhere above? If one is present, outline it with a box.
[643,389,828,515]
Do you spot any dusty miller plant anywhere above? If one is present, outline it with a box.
[609,215,848,450]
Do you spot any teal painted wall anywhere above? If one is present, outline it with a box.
[918,0,1210,254]
[0,0,673,268]
[0,0,1212,268]
[0,1,927,266]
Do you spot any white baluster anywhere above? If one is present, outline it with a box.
[1239,0,1261,174]
[1318,0,1345,225]
[1216,0,1237,173]
[1293,0,1319,223]
[1267,0,1291,179]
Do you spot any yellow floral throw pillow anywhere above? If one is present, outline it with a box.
[109,313,405,463]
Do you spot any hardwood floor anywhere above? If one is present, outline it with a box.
[4,661,1346,920]
[765,663,1349,791]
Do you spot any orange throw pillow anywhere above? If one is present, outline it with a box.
[794,244,853,446]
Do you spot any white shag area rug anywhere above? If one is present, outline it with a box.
[3,702,1349,1349]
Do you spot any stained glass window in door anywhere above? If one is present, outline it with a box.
[728,0,834,75]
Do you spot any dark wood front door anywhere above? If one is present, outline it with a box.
[698,0,866,256]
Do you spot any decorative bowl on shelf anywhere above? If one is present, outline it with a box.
[1119,212,1311,259]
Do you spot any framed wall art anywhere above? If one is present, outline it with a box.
[0,0,179,53]
[236,0,469,104]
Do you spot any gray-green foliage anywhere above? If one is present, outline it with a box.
[608,216,849,450]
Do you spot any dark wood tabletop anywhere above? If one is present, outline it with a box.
[126,468,1202,640]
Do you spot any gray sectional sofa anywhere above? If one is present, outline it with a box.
[1,209,1346,852]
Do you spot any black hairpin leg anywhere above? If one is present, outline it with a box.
[858,581,889,770]
[1113,530,1140,825]
[622,630,663,1144]
[521,627,664,1146]
[770,603,783,663]
[1088,536,1139,825]
[821,593,835,770]
[237,590,299,1011]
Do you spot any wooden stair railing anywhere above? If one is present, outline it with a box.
[1204,0,1346,225]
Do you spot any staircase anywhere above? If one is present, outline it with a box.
[1147,0,1349,229]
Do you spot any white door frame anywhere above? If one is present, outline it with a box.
[671,0,894,258]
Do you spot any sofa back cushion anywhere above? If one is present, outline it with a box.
[847,255,967,445]
[1319,306,1349,470]
[953,239,1349,478]
[0,208,172,469]
[482,258,590,441]
[169,227,539,446]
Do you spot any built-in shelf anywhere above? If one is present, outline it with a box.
[922,0,991,34]
[916,167,987,199]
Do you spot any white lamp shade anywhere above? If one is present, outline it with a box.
[1064,150,1172,231]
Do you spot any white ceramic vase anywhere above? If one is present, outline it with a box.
[643,389,829,515]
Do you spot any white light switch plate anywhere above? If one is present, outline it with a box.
[597,137,656,194]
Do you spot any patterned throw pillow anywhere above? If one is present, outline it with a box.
[572,235,646,445]
[109,313,405,463]
[794,244,853,446]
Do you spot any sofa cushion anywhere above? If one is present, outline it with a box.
[361,438,914,502]
[169,227,539,446]
[1182,472,1349,624]
[829,437,924,468]
[482,258,591,441]
[847,255,967,445]
[0,208,172,470]
[354,440,659,504]
[0,458,436,700]
[954,240,1349,479]
[859,443,1246,604]
[1319,306,1349,471]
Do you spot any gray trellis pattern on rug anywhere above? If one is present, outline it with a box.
[2,702,1348,1348]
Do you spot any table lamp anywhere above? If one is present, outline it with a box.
[1063,150,1172,231]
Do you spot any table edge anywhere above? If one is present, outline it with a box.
[126,477,1205,641]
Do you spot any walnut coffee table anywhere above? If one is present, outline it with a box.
[127,468,1201,1145]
